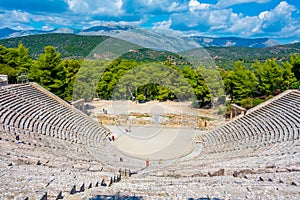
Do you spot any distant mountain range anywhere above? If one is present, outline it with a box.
[0,26,280,48]
[190,36,279,48]
[0,25,133,39]
[1,26,299,70]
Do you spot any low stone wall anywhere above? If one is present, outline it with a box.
[96,113,214,129]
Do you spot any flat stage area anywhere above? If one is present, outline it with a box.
[108,125,197,161]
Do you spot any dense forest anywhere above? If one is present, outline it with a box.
[1,34,300,69]
[0,40,299,112]
[0,34,108,59]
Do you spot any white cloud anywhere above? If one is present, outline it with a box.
[0,10,31,23]
[153,19,172,29]
[258,1,297,31]
[103,19,145,27]
[146,0,184,12]
[66,0,89,13]
[15,25,34,31]
[33,15,73,27]
[168,2,182,12]
[259,1,296,22]
[0,0,299,43]
[42,24,54,31]
[81,19,144,29]
[0,8,75,30]
[0,10,33,29]
[226,1,300,38]
[66,0,124,16]
[216,0,270,8]
[208,9,237,26]
[258,11,268,19]
[172,5,239,32]
[170,0,300,41]
[189,0,212,12]
[228,16,261,36]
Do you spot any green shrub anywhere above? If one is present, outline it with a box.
[137,94,146,102]
[253,98,264,107]
[240,97,254,109]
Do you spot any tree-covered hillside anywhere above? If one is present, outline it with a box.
[0,34,189,65]
[206,42,300,69]
[0,34,108,59]
[1,34,300,69]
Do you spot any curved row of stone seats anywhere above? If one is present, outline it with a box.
[0,158,115,199]
[0,124,123,199]
[0,127,111,166]
[200,90,300,153]
[0,123,102,165]
[149,139,300,194]
[84,167,300,199]
[0,83,110,148]
[0,84,142,199]
[192,139,299,169]
[0,84,123,168]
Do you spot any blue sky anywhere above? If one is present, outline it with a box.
[0,0,299,43]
